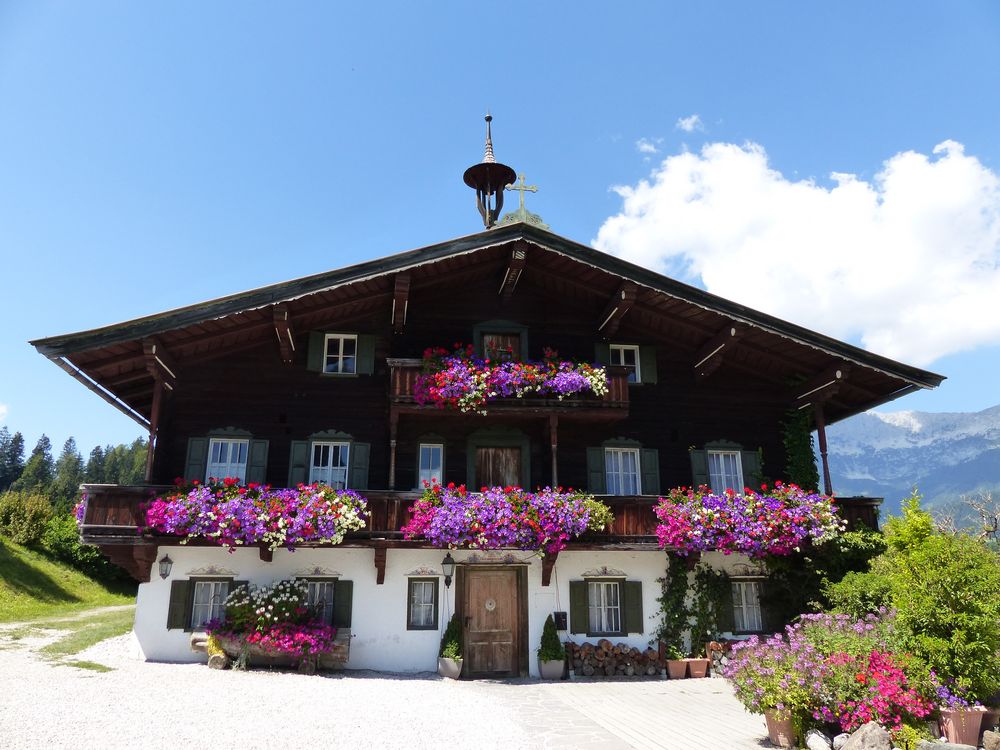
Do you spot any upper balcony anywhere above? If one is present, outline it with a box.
[387,358,630,420]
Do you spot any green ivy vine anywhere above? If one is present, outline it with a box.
[651,552,689,658]
[689,564,730,649]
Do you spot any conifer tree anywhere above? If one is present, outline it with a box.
[11,434,54,494]
[85,445,106,483]
[51,437,85,510]
[0,427,26,490]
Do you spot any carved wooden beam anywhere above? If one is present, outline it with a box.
[694,325,742,378]
[541,549,558,587]
[597,282,639,338]
[373,545,388,585]
[142,337,177,391]
[793,364,852,409]
[272,303,295,364]
[100,544,158,583]
[498,247,528,303]
[391,272,411,334]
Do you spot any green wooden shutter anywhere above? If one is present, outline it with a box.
[594,342,611,365]
[586,447,606,494]
[622,580,644,634]
[349,442,370,490]
[569,580,588,634]
[184,438,208,483]
[231,579,249,593]
[718,580,736,633]
[333,579,353,628]
[167,580,191,630]
[288,441,309,486]
[758,579,780,634]
[740,450,762,491]
[247,440,269,484]
[640,448,660,496]
[689,449,708,489]
[638,346,658,384]
[306,332,325,373]
[357,334,375,375]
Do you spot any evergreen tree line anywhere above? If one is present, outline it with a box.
[0,426,146,512]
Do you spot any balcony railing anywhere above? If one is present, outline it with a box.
[386,358,630,416]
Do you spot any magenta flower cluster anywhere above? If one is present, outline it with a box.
[145,478,368,551]
[413,344,608,414]
[654,481,842,557]
[401,482,609,554]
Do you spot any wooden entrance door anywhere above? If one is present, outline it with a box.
[464,568,519,677]
[476,447,520,488]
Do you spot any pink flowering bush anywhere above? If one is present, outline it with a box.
[145,478,367,551]
[413,344,608,414]
[401,482,613,554]
[654,482,842,557]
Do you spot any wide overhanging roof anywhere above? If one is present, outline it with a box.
[31,221,944,427]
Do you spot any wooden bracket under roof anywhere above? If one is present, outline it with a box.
[498,246,528,302]
[391,272,411,334]
[142,337,177,390]
[694,324,742,379]
[374,544,387,585]
[793,363,852,409]
[597,282,638,338]
[272,303,295,364]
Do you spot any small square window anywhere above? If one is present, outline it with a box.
[324,334,358,375]
[407,578,439,630]
[206,438,249,483]
[418,443,443,487]
[190,579,230,630]
[609,344,641,384]
[605,447,641,495]
[732,580,763,632]
[304,579,336,625]
[310,441,350,489]
[708,451,744,494]
[587,580,622,635]
[481,333,520,362]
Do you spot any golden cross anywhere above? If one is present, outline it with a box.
[505,173,538,212]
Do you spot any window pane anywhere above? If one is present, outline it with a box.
[341,356,356,374]
[341,337,356,356]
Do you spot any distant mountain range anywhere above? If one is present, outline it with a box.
[825,404,1000,516]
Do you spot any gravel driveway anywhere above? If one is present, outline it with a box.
[0,632,769,749]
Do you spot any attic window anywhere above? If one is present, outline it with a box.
[482,332,520,362]
[324,334,357,374]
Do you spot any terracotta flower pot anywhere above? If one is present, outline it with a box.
[764,709,795,749]
[939,706,984,745]
[437,657,463,679]
[686,658,710,678]
[666,659,688,679]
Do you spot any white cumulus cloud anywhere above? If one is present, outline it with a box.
[635,137,661,155]
[593,140,1000,367]
[675,114,703,133]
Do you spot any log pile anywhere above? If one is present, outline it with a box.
[567,639,662,677]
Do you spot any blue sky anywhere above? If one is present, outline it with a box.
[2,2,999,455]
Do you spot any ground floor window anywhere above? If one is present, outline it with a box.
[304,579,336,625]
[732,579,763,632]
[206,438,248,483]
[407,578,439,630]
[587,580,622,635]
[310,441,349,489]
[190,579,230,629]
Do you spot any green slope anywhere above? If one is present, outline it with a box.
[0,537,135,622]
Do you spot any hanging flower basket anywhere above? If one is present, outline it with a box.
[413,344,609,414]
[145,479,368,551]
[653,482,842,557]
[401,482,613,554]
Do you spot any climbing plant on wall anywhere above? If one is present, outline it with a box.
[782,408,820,492]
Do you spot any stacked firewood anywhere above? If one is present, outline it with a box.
[567,639,662,677]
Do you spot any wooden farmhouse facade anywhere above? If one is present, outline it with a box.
[32,219,943,677]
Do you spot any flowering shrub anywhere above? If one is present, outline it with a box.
[207,578,337,660]
[401,482,612,554]
[413,344,608,414]
[654,482,842,557]
[145,478,367,551]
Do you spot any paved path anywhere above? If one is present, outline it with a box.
[0,631,770,749]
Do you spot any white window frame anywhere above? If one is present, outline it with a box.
[190,579,230,630]
[406,578,438,630]
[206,438,249,483]
[417,443,444,487]
[604,447,641,496]
[304,579,336,625]
[323,333,358,375]
[732,579,763,633]
[707,450,744,494]
[587,580,622,635]
[309,441,350,489]
[609,344,641,384]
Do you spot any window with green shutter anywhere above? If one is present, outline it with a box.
[587,442,659,496]
[568,578,644,637]
[167,577,241,632]
[595,343,657,385]
[306,332,376,375]
[690,441,763,494]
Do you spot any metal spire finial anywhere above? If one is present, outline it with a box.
[483,114,496,164]
[463,114,517,229]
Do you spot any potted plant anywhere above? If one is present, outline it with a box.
[664,643,688,679]
[685,649,711,678]
[437,614,463,679]
[537,614,565,679]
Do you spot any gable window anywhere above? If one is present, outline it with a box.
[190,579,230,630]
[406,578,439,630]
[588,581,621,634]
[324,334,358,375]
[305,579,336,625]
[732,580,763,633]
[609,344,641,384]
[605,447,641,495]
[310,442,350,489]
[482,332,520,362]
[708,450,744,494]
[418,443,444,487]
[206,438,249,483]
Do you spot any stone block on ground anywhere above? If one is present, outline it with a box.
[842,722,891,750]
[985,729,1000,750]
[805,729,833,750]
[915,740,977,750]
[833,733,851,750]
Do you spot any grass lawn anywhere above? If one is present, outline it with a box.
[2,606,135,671]
[0,536,136,622]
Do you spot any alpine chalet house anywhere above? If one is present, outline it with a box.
[32,119,942,677]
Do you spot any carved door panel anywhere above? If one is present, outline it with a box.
[464,569,518,677]
[476,447,520,488]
